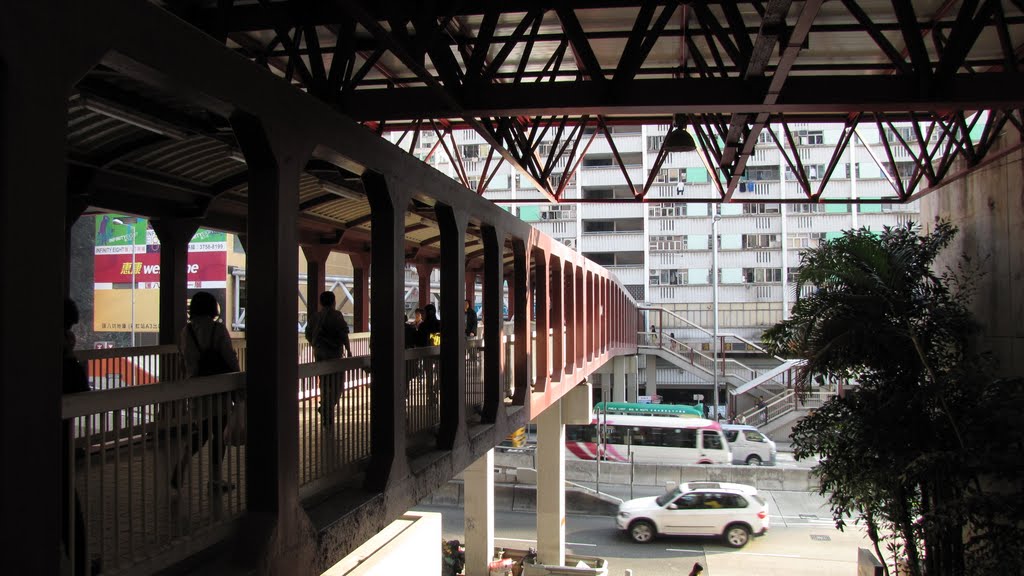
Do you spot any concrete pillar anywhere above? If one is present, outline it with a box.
[464,449,495,576]
[536,397,566,566]
[533,250,549,391]
[232,113,312,571]
[435,204,467,449]
[550,259,563,382]
[563,263,575,374]
[511,240,530,405]
[646,355,658,397]
[575,268,584,367]
[612,356,627,402]
[416,263,433,308]
[627,355,639,403]
[301,245,332,319]
[481,225,505,423]
[505,273,515,319]
[0,6,70,568]
[152,219,199,346]
[465,269,477,308]
[363,172,410,488]
[351,252,370,332]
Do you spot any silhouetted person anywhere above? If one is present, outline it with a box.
[306,291,351,360]
[62,298,91,575]
[417,303,441,347]
[404,313,418,349]
[174,292,239,495]
[306,291,351,427]
[465,299,478,338]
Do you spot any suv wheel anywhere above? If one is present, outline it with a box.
[723,523,751,548]
[629,520,656,544]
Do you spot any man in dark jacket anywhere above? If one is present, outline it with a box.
[306,291,351,427]
[417,303,441,347]
[465,299,478,338]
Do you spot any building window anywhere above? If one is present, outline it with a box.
[583,221,615,233]
[655,168,682,184]
[798,130,824,145]
[742,234,781,249]
[743,203,780,214]
[790,203,825,214]
[649,269,686,286]
[650,235,685,252]
[882,161,916,179]
[745,166,780,181]
[787,232,826,250]
[742,267,783,283]
[647,135,665,152]
[649,203,687,218]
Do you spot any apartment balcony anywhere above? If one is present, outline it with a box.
[647,283,786,305]
[607,265,645,285]
[531,219,577,239]
[580,165,644,187]
[580,202,644,219]
[585,133,643,155]
[579,231,645,252]
[649,251,709,268]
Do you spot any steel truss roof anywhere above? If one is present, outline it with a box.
[156,1,1024,203]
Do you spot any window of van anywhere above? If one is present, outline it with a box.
[666,428,698,449]
[743,431,767,443]
[702,430,723,450]
[724,430,739,443]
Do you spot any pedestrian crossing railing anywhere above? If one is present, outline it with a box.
[62,372,247,576]
[297,355,372,493]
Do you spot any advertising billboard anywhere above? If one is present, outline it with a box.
[93,215,228,332]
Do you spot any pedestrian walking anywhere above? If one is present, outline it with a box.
[306,291,351,427]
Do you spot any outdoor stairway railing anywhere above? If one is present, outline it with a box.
[736,389,838,428]
[636,332,771,385]
[639,306,787,361]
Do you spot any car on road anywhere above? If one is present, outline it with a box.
[721,424,777,466]
[616,482,769,548]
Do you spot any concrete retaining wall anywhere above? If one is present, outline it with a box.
[421,482,621,516]
[495,451,818,492]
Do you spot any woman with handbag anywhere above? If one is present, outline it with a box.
[171,292,240,508]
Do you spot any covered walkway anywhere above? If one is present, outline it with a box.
[2,2,638,573]
[3,2,1023,575]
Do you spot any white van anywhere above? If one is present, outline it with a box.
[721,424,776,466]
[566,415,732,465]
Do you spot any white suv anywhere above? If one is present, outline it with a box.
[616,482,769,548]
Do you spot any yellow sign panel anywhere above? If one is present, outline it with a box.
[93,290,161,333]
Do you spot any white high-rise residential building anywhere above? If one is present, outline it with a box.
[389,123,920,346]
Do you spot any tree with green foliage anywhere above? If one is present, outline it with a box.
[763,221,1024,576]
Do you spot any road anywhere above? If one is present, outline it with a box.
[413,490,870,576]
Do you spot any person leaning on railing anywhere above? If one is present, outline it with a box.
[62,298,98,575]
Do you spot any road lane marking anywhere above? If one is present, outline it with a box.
[496,537,596,547]
[665,548,704,553]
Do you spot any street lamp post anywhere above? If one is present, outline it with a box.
[113,217,139,346]
[711,213,722,420]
